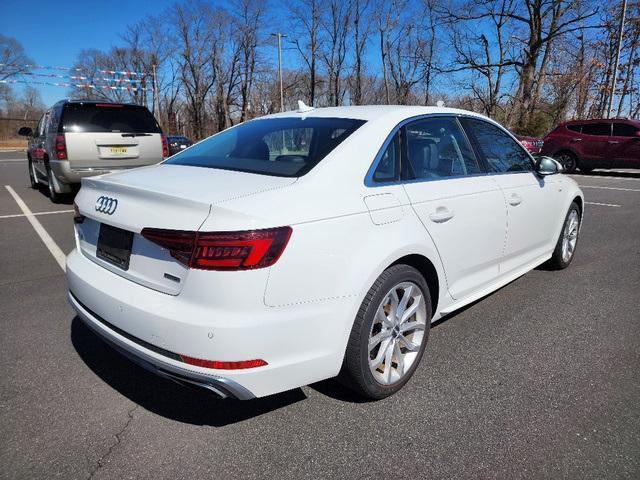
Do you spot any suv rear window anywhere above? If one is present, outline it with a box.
[61,103,161,134]
[165,117,366,177]
[613,122,639,137]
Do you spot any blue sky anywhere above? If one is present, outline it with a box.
[1,0,176,104]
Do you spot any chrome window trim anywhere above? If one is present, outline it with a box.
[364,113,536,188]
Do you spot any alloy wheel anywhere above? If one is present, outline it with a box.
[562,209,579,263]
[368,281,427,385]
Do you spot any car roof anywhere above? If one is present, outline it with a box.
[564,118,640,126]
[261,105,491,123]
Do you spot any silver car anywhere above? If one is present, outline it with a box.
[20,100,167,202]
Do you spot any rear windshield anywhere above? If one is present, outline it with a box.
[61,104,161,134]
[165,117,366,177]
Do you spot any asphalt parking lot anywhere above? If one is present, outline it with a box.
[1,150,638,479]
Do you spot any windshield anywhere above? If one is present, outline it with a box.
[61,103,161,134]
[165,117,366,177]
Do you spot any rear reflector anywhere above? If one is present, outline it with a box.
[180,356,267,370]
[141,226,292,270]
[161,134,169,158]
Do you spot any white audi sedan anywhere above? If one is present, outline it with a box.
[67,105,583,400]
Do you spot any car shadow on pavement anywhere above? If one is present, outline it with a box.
[70,317,307,426]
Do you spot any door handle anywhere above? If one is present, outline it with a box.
[570,138,582,142]
[429,207,454,223]
[607,140,620,144]
[508,193,522,206]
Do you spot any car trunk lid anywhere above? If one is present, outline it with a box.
[74,164,296,295]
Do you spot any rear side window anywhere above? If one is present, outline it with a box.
[567,124,582,133]
[403,116,481,180]
[613,122,639,137]
[462,117,533,173]
[581,123,611,136]
[372,132,401,182]
[61,104,161,134]
[166,117,366,177]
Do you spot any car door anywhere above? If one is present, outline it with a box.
[460,117,561,278]
[399,116,506,300]
[580,122,612,168]
[610,121,640,168]
[31,113,47,176]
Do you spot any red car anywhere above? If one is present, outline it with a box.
[514,134,544,154]
[541,118,640,173]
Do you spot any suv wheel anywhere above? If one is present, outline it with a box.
[28,157,38,189]
[339,265,431,399]
[45,163,62,203]
[555,151,577,173]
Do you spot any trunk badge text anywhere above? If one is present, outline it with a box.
[95,196,118,215]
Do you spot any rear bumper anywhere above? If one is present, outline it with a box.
[68,290,254,399]
[50,160,158,184]
[66,248,354,398]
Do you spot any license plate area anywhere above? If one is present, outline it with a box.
[96,224,133,270]
[109,146,129,154]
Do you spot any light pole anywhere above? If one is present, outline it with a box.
[271,33,287,112]
[607,0,627,118]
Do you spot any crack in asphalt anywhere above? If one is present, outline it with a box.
[87,404,139,480]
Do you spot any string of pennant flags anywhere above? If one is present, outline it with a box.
[0,79,153,92]
[0,63,148,77]
[19,71,149,84]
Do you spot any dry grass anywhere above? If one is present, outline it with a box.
[0,139,27,150]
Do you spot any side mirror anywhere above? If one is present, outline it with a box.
[535,156,562,176]
[18,127,33,137]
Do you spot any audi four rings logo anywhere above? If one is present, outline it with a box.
[95,196,118,215]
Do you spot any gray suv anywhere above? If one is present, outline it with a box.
[19,100,167,202]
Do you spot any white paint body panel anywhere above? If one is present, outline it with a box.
[66,105,584,398]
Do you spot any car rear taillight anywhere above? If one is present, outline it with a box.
[55,134,68,160]
[161,134,169,158]
[141,226,292,270]
[73,201,85,224]
[180,355,267,370]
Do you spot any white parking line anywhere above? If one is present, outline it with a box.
[579,185,640,192]
[0,209,73,219]
[0,159,26,162]
[4,185,67,271]
[584,201,621,208]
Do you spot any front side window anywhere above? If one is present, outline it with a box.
[581,123,611,136]
[612,122,639,137]
[567,124,582,133]
[403,116,481,180]
[462,117,533,173]
[166,117,365,178]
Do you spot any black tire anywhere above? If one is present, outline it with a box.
[339,264,432,400]
[547,202,581,270]
[555,151,577,173]
[45,162,62,203]
[28,157,38,189]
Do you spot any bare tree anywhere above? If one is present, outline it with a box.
[175,1,218,139]
[289,0,322,106]
[350,0,372,105]
[0,35,33,81]
[321,0,352,106]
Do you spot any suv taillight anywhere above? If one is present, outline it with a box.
[141,226,292,270]
[55,134,68,160]
[161,134,169,158]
